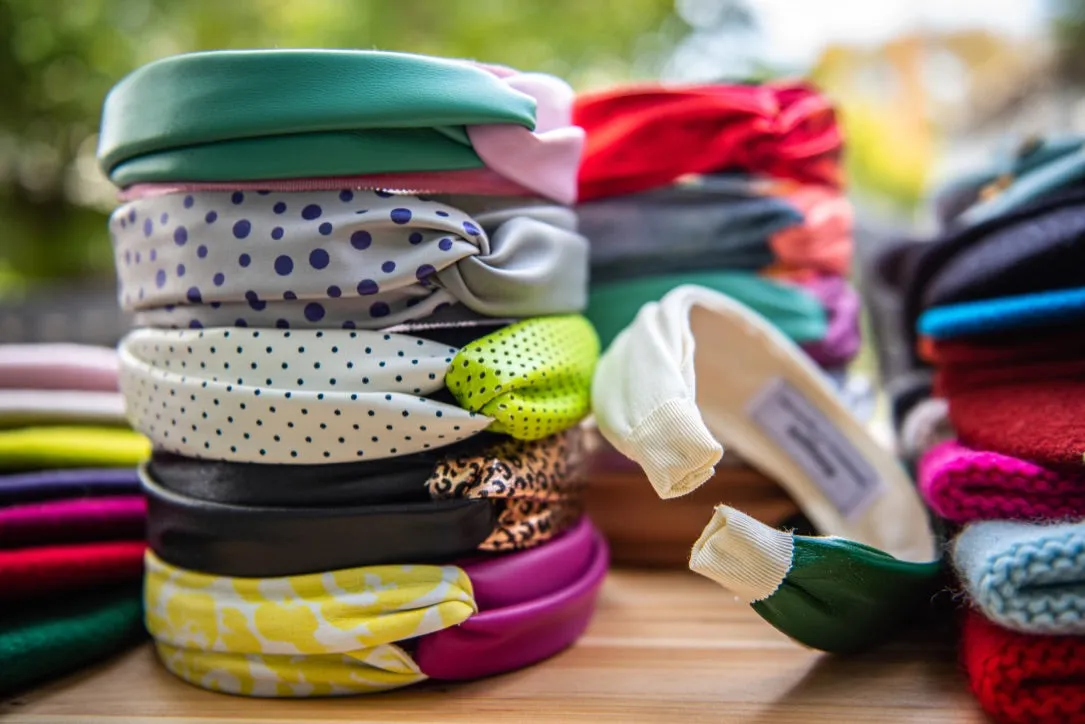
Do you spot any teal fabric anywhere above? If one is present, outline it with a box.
[953,519,1085,635]
[0,585,144,694]
[98,50,537,184]
[751,536,944,654]
[587,272,827,349]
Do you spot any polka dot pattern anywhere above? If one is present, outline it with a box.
[110,189,589,329]
[118,328,492,464]
[117,318,596,462]
[446,315,598,439]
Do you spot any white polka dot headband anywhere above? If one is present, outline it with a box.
[111,189,588,330]
[118,318,598,464]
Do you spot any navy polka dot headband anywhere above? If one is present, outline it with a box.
[112,189,588,330]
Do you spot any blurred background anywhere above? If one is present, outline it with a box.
[2,0,1084,339]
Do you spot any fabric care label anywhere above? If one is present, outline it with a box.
[747,378,884,519]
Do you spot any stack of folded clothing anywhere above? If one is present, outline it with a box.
[572,82,864,564]
[0,344,149,694]
[897,138,1085,724]
[96,50,607,697]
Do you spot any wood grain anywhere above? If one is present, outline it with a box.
[1,570,985,724]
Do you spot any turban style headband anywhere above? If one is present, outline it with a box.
[98,51,583,204]
[145,517,607,696]
[574,82,843,201]
[119,320,597,463]
[111,190,588,330]
[592,285,941,652]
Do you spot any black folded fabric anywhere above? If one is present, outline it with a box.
[901,187,1085,366]
[141,466,497,577]
[149,434,505,506]
[577,176,792,283]
[921,201,1085,308]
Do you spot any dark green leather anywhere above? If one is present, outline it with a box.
[98,50,537,184]
[751,536,944,654]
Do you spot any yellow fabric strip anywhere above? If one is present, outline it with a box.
[144,551,477,697]
[0,426,149,470]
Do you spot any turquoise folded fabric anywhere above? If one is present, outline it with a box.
[98,50,536,184]
[587,271,827,348]
[918,286,1085,340]
[953,519,1085,635]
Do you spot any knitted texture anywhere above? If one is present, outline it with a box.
[962,610,1085,724]
[953,519,1085,634]
[0,541,145,602]
[919,440,1085,524]
[0,585,144,695]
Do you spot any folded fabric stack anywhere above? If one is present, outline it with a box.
[572,82,866,564]
[897,138,1085,724]
[0,344,148,694]
[96,50,607,698]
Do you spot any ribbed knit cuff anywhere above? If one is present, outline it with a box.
[622,397,722,500]
[689,506,794,603]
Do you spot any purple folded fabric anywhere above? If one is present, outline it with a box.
[459,515,596,610]
[797,275,861,367]
[417,516,608,680]
[0,469,140,506]
[0,496,146,548]
[0,344,119,392]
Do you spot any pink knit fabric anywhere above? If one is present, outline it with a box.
[918,440,1085,524]
[0,496,146,548]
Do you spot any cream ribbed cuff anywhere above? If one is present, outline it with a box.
[689,505,794,603]
[621,397,722,499]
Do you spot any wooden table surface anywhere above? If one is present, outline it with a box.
[1,570,986,724]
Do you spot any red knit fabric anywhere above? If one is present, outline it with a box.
[0,541,145,602]
[573,82,843,202]
[962,610,1085,724]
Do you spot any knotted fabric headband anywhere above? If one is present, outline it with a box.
[953,519,1085,636]
[146,429,585,552]
[145,517,606,696]
[0,495,145,548]
[119,319,597,463]
[0,541,145,603]
[919,440,1085,524]
[0,468,140,506]
[98,51,583,203]
[111,190,588,330]
[574,81,843,201]
[591,285,941,652]
[145,552,476,697]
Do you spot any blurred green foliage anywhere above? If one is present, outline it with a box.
[0,0,686,284]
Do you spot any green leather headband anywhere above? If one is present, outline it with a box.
[98,50,537,184]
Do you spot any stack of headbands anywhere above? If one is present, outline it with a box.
[896,137,1085,724]
[97,49,607,697]
[573,82,866,564]
[0,344,148,694]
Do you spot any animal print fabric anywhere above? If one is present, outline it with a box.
[426,427,587,550]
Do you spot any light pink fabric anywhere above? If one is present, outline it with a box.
[769,185,853,275]
[0,344,119,392]
[918,439,1085,524]
[467,71,584,205]
[119,168,539,202]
